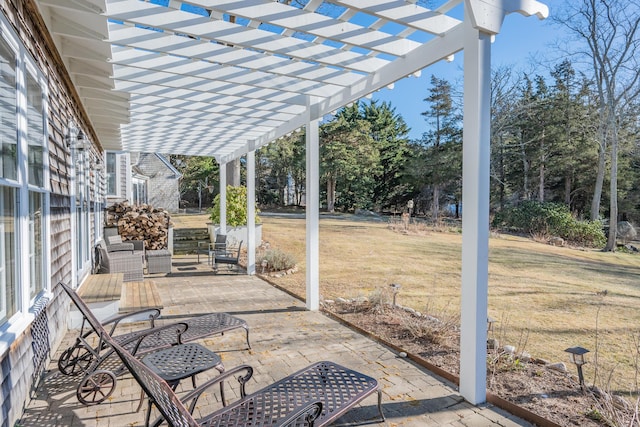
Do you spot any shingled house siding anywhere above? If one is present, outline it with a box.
[0,1,103,425]
[137,153,181,213]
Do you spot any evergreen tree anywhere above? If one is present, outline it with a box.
[419,75,462,220]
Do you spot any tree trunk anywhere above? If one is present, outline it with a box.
[590,134,607,220]
[521,133,530,200]
[327,177,336,212]
[432,185,440,221]
[604,124,619,251]
[538,133,545,202]
[226,158,241,187]
[564,174,572,206]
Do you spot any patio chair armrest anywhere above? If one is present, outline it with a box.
[117,322,188,356]
[107,242,135,252]
[277,401,323,427]
[102,308,162,334]
[183,364,254,412]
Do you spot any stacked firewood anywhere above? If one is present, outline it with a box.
[105,202,172,250]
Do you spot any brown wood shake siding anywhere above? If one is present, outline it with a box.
[0,1,104,425]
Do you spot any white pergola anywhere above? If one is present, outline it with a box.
[35,0,548,405]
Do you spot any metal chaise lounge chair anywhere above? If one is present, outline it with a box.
[57,282,250,404]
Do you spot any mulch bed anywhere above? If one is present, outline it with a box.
[323,300,617,427]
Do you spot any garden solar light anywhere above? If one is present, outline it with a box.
[564,346,589,389]
[389,283,401,307]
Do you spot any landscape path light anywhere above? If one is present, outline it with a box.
[564,346,589,389]
[487,316,496,334]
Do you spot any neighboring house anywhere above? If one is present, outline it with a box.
[105,152,181,213]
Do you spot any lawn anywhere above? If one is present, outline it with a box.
[256,213,640,394]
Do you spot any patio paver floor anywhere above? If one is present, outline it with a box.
[20,255,532,426]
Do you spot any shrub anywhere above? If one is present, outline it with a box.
[259,248,296,272]
[209,186,260,227]
[492,201,605,247]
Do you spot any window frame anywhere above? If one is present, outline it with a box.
[0,13,50,336]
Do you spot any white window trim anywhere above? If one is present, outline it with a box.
[0,12,52,343]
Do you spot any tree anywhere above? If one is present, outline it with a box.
[361,100,411,211]
[170,155,219,210]
[556,0,640,250]
[320,103,379,212]
[257,131,305,206]
[420,75,462,220]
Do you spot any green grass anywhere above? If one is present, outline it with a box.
[257,214,640,393]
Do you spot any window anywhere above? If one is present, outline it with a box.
[0,37,16,181]
[0,187,16,323]
[29,191,43,299]
[132,177,147,205]
[0,33,17,324]
[0,17,49,326]
[106,152,117,195]
[26,72,44,187]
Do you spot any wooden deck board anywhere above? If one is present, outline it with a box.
[119,280,163,313]
[78,273,124,304]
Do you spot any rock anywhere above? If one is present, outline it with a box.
[533,358,550,365]
[612,395,630,410]
[617,221,637,243]
[487,338,499,349]
[354,296,368,304]
[547,362,567,373]
[518,352,532,363]
[503,345,516,354]
[548,236,565,247]
[404,307,416,315]
[336,297,349,304]
[324,299,335,305]
[398,352,407,358]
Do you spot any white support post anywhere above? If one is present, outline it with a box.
[306,106,320,311]
[247,151,256,275]
[459,4,492,405]
[219,162,227,236]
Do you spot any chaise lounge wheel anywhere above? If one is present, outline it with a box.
[77,370,117,405]
[59,345,94,376]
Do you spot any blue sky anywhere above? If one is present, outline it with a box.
[373,1,565,141]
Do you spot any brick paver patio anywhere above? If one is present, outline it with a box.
[20,255,531,426]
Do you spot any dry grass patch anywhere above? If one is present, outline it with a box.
[260,213,640,394]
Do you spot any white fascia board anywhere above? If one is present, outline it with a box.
[72,73,115,91]
[67,57,113,78]
[85,107,130,120]
[78,87,130,103]
[38,0,104,14]
[49,9,107,40]
[60,37,111,62]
